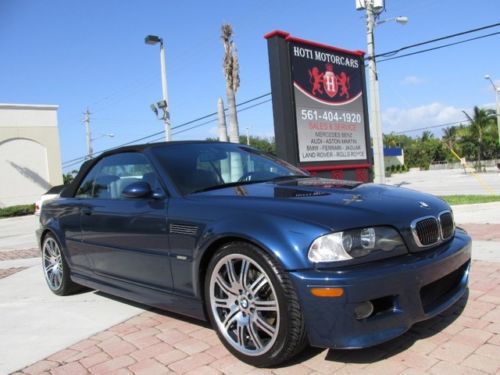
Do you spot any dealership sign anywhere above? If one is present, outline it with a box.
[265,31,372,178]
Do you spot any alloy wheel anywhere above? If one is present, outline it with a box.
[209,254,280,356]
[42,237,63,290]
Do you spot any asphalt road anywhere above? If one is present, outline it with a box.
[386,168,500,196]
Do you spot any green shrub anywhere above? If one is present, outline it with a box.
[0,204,35,218]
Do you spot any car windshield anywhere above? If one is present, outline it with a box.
[152,143,308,195]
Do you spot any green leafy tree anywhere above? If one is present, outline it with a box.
[383,106,499,170]
[238,136,276,154]
[462,107,495,168]
[63,170,78,185]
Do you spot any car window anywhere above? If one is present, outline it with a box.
[75,153,161,199]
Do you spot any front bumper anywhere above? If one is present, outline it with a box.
[290,229,471,349]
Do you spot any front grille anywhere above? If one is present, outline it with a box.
[415,217,440,246]
[411,210,455,249]
[440,212,454,239]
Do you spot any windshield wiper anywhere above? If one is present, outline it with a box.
[269,175,312,182]
[191,175,312,194]
[190,180,263,194]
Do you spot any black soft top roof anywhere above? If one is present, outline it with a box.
[60,140,230,198]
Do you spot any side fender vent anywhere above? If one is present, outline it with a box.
[169,223,198,236]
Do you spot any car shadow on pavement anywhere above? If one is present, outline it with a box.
[94,290,212,328]
[321,289,469,365]
[93,288,468,367]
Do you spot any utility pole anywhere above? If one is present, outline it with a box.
[365,0,385,184]
[246,127,250,145]
[217,97,228,142]
[356,0,407,183]
[83,108,93,160]
[484,75,500,146]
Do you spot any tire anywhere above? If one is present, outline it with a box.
[205,241,307,367]
[41,233,81,296]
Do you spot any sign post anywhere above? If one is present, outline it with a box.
[265,30,372,182]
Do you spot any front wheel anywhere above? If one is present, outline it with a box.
[205,242,307,367]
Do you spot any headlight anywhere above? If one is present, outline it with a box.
[308,226,405,263]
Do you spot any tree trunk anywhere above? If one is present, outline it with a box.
[226,85,239,143]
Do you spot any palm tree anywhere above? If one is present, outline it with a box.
[421,130,434,142]
[221,24,240,144]
[442,126,457,149]
[463,106,495,169]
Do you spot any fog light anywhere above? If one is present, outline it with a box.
[354,301,374,320]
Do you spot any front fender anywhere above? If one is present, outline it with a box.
[195,212,327,271]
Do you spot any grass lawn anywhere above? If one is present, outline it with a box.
[0,204,35,218]
[440,195,500,205]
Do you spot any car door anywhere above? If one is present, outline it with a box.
[77,152,173,289]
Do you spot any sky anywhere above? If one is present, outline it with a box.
[1,0,499,172]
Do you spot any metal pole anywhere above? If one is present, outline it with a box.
[217,97,228,142]
[366,0,385,183]
[159,41,171,142]
[246,127,250,145]
[496,88,500,146]
[84,109,93,159]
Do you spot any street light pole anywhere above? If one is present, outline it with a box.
[145,35,171,142]
[159,41,171,142]
[365,0,385,183]
[484,74,500,146]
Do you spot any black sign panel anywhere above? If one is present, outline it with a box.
[266,31,371,170]
[290,42,368,162]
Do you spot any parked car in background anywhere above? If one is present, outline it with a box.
[34,185,65,216]
[37,141,471,367]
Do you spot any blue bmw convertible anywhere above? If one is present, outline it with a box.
[38,141,471,367]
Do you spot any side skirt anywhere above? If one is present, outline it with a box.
[71,272,207,321]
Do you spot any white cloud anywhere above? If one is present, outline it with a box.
[400,75,424,86]
[381,102,467,135]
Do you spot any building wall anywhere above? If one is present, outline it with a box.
[384,147,405,168]
[0,104,63,207]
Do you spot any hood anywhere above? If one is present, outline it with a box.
[192,177,450,234]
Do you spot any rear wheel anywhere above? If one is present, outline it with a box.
[205,242,307,367]
[42,233,81,295]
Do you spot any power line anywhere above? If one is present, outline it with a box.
[378,31,500,63]
[62,93,272,168]
[374,22,500,59]
[150,98,273,142]
[63,23,500,168]
[391,119,470,135]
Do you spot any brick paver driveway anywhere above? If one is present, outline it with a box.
[15,260,500,375]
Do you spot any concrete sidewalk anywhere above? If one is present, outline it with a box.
[0,266,143,375]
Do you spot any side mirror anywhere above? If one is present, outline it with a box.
[121,181,152,199]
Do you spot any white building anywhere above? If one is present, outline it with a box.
[0,104,63,208]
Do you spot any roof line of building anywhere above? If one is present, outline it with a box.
[0,103,59,110]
